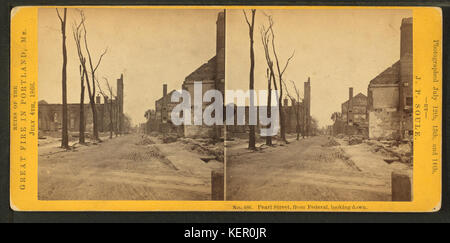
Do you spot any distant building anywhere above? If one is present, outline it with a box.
[182,10,225,138]
[144,10,225,139]
[342,90,368,136]
[331,17,412,140]
[367,17,413,140]
[226,78,312,137]
[341,92,367,125]
[38,74,124,135]
[331,88,368,137]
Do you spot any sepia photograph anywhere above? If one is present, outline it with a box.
[225,9,413,201]
[37,7,225,200]
[35,7,415,203]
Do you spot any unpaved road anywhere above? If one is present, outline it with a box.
[38,134,222,200]
[226,136,411,201]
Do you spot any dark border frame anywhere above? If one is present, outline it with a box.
[1,0,448,223]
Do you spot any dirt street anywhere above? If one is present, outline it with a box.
[226,135,411,201]
[38,134,223,200]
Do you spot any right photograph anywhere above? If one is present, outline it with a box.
[225,9,413,201]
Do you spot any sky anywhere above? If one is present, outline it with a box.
[38,7,222,125]
[39,8,412,127]
[226,9,412,127]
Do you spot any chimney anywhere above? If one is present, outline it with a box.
[348,87,353,125]
[215,10,226,88]
[400,17,413,58]
[163,84,168,97]
[216,11,225,57]
[284,98,289,107]
[96,94,101,104]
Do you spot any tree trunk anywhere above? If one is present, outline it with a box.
[109,99,113,139]
[91,95,99,141]
[88,97,99,140]
[247,10,256,150]
[296,104,300,140]
[278,88,286,142]
[266,68,272,146]
[79,65,85,144]
[59,8,69,149]
[115,102,119,137]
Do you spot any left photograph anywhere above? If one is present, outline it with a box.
[37,8,225,200]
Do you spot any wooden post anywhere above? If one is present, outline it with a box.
[392,171,412,201]
[211,170,224,200]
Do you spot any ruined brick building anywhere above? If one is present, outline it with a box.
[331,17,413,140]
[226,78,312,137]
[283,77,312,136]
[367,17,413,140]
[39,74,125,135]
[182,10,225,138]
[334,88,368,136]
[144,84,183,135]
[144,10,225,138]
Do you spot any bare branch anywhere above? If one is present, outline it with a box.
[290,80,301,101]
[281,50,295,76]
[282,80,294,102]
[55,8,63,23]
[243,10,251,27]
[103,77,115,97]
[93,48,108,73]
[95,76,107,97]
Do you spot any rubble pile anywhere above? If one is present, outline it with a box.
[322,137,340,147]
[367,140,413,164]
[180,138,224,162]
[135,135,155,145]
[348,135,363,145]
[162,135,178,143]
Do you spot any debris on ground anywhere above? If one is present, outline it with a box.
[179,138,224,162]
[335,134,345,139]
[200,156,216,163]
[162,135,178,143]
[322,137,340,147]
[348,136,363,145]
[367,139,412,164]
[135,135,155,145]
[383,157,399,164]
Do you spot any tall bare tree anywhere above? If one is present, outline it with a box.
[265,68,273,145]
[73,12,88,143]
[56,8,69,149]
[78,64,85,144]
[243,9,256,150]
[284,80,302,140]
[331,112,340,123]
[261,21,277,146]
[268,15,295,143]
[261,14,294,144]
[73,10,107,142]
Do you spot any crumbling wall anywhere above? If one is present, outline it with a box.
[371,86,399,109]
[332,119,345,135]
[368,109,401,140]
